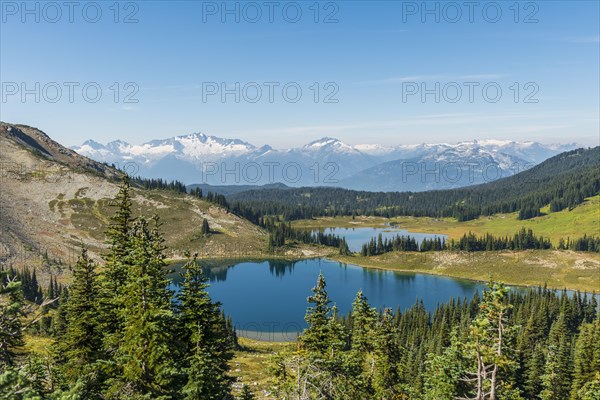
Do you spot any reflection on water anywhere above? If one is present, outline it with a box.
[170,259,304,283]
[313,227,448,252]
[170,258,485,340]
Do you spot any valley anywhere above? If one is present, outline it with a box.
[3,4,599,398]
[292,195,600,245]
[1,122,599,399]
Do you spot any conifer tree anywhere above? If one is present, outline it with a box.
[104,175,134,293]
[338,238,350,255]
[540,314,573,400]
[0,270,24,367]
[106,216,178,397]
[59,246,103,386]
[201,218,210,236]
[351,290,376,354]
[570,318,600,399]
[424,330,469,400]
[177,253,232,399]
[300,273,331,355]
[373,308,403,399]
[100,175,135,356]
[461,282,519,400]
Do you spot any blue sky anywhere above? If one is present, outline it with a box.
[1,1,598,148]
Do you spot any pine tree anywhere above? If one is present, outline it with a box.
[570,318,600,399]
[201,218,210,236]
[50,288,69,338]
[59,246,103,387]
[177,254,232,399]
[100,175,135,356]
[106,216,178,397]
[461,282,519,400]
[424,330,469,400]
[0,270,25,367]
[373,308,403,398]
[540,314,573,400]
[338,238,350,256]
[103,175,134,294]
[300,273,331,355]
[351,290,376,355]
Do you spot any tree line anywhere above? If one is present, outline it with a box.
[358,229,600,256]
[128,174,231,209]
[259,217,345,253]
[0,177,247,399]
[271,274,600,399]
[228,147,600,222]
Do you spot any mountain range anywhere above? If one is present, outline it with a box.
[72,133,577,192]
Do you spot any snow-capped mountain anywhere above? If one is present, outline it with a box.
[72,133,577,191]
[338,144,532,192]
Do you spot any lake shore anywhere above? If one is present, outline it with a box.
[328,250,600,293]
[167,245,599,293]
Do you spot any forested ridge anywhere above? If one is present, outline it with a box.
[0,177,240,399]
[1,177,599,399]
[271,275,600,400]
[229,147,600,222]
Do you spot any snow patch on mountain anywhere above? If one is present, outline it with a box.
[72,132,578,190]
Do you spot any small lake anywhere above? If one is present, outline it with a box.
[170,258,484,341]
[314,227,448,252]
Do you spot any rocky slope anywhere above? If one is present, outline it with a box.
[0,123,267,285]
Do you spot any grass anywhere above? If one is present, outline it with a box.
[49,189,269,259]
[329,250,600,292]
[293,195,600,245]
[21,334,55,358]
[230,337,294,399]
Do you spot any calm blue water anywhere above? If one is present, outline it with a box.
[316,227,447,252]
[170,258,483,341]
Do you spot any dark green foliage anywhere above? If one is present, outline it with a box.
[518,203,542,220]
[261,217,345,251]
[130,175,187,193]
[559,235,600,252]
[300,273,332,355]
[106,217,178,397]
[0,270,25,367]
[360,228,552,256]
[177,254,233,399]
[2,265,45,304]
[58,246,103,386]
[338,238,350,255]
[201,218,211,235]
[230,147,600,222]
[274,274,599,399]
[0,177,240,398]
[238,384,255,400]
[449,228,552,251]
[571,318,600,398]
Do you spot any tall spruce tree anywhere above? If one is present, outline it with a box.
[373,308,403,399]
[200,218,210,236]
[540,314,573,400]
[177,254,233,399]
[300,272,332,355]
[100,175,135,357]
[104,175,134,294]
[106,216,178,398]
[59,246,103,388]
[0,270,24,367]
[571,317,600,399]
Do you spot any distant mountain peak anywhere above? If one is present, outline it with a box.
[71,130,578,189]
[304,137,342,147]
